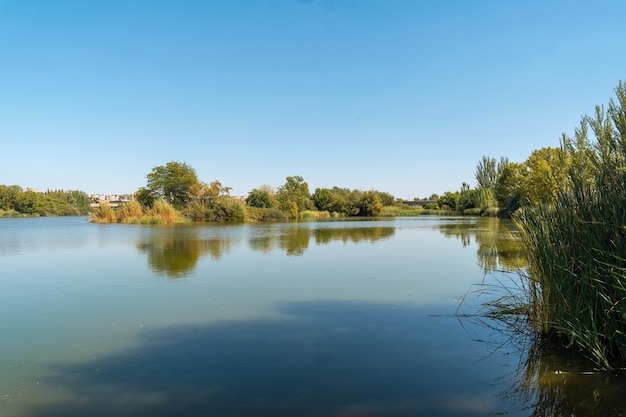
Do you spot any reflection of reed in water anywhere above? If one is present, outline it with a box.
[137,232,233,278]
[461,310,626,416]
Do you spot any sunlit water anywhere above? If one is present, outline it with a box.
[1,216,625,416]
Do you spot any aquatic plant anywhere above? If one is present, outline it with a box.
[516,81,626,369]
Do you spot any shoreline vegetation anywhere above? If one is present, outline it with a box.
[6,80,626,369]
[474,80,626,371]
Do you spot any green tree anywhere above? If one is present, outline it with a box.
[247,188,275,208]
[357,191,383,216]
[0,185,22,211]
[495,161,527,211]
[277,175,312,217]
[135,187,156,208]
[475,156,509,208]
[145,161,200,209]
[312,188,332,212]
[375,191,396,206]
[524,147,568,205]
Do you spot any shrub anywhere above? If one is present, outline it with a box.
[463,208,482,216]
[300,210,330,219]
[186,197,245,222]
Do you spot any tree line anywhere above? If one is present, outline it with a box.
[92,161,407,224]
[0,186,91,217]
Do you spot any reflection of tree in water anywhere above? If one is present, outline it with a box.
[279,226,311,256]
[439,217,526,272]
[137,230,233,278]
[248,225,395,256]
[314,226,395,245]
[464,314,626,416]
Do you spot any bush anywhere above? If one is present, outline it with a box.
[245,206,287,222]
[463,208,482,216]
[186,197,245,222]
[300,210,330,219]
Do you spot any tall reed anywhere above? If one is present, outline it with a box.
[146,199,180,224]
[517,81,626,369]
[91,202,116,223]
[116,200,144,223]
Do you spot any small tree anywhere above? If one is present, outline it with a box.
[247,188,275,208]
[145,161,200,209]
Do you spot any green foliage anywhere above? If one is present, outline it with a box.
[475,156,509,209]
[145,161,200,209]
[375,191,396,206]
[276,176,313,218]
[495,162,526,210]
[0,185,90,217]
[185,197,245,223]
[379,205,424,217]
[299,210,331,219]
[524,147,568,205]
[247,188,275,208]
[356,190,383,216]
[245,206,287,222]
[475,156,498,190]
[135,187,156,208]
[518,80,626,369]
[312,187,332,212]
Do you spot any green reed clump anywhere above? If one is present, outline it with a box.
[517,81,626,369]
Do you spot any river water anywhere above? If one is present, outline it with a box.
[1,216,624,416]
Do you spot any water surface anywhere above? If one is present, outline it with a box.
[1,216,624,416]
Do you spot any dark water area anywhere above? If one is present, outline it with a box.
[1,216,625,416]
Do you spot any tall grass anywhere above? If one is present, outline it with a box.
[91,202,116,223]
[91,200,181,224]
[516,81,626,369]
[116,200,144,223]
[146,199,180,224]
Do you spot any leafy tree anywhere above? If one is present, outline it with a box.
[458,182,476,211]
[145,161,200,209]
[375,191,395,206]
[495,162,527,211]
[277,175,313,217]
[475,156,498,190]
[357,191,383,216]
[194,180,232,204]
[0,185,22,210]
[247,188,275,208]
[475,156,509,208]
[135,187,156,208]
[524,147,568,205]
[312,188,332,212]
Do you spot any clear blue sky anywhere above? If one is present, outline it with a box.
[1,0,625,199]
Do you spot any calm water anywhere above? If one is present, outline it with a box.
[1,216,625,416]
